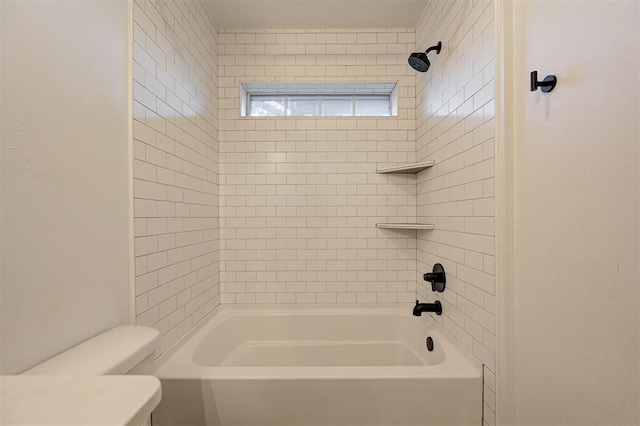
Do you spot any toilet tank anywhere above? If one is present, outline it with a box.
[22,326,160,375]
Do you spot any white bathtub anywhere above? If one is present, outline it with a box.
[153,304,483,426]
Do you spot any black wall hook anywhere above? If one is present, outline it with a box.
[530,71,557,93]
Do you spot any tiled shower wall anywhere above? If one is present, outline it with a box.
[218,29,419,304]
[132,0,219,353]
[415,1,496,424]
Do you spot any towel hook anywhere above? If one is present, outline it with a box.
[530,71,557,93]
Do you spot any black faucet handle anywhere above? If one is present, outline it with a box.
[424,272,444,290]
[423,263,446,292]
[424,272,444,281]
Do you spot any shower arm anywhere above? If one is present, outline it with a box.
[424,42,442,56]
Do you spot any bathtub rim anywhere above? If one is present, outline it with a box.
[153,303,483,381]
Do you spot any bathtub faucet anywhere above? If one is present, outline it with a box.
[413,300,442,316]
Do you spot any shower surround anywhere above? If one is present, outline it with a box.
[218,28,420,305]
[132,0,220,354]
[132,2,497,424]
[415,1,496,424]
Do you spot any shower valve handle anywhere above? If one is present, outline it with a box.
[423,263,446,292]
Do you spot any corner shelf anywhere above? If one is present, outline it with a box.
[376,161,435,174]
[376,223,436,230]
[375,161,436,231]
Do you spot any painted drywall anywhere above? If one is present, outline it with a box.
[0,0,131,374]
[204,0,429,29]
[218,29,419,304]
[415,1,496,424]
[499,0,639,424]
[132,0,220,354]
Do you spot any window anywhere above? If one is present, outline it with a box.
[249,94,391,117]
[241,82,398,117]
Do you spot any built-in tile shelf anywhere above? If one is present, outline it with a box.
[376,223,436,230]
[375,161,436,230]
[376,161,435,174]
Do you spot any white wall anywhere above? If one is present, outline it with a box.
[218,29,418,304]
[131,0,220,354]
[0,0,131,374]
[499,0,639,424]
[414,1,496,425]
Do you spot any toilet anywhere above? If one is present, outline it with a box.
[22,326,159,375]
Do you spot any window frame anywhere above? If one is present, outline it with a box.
[240,82,399,118]
[247,93,392,118]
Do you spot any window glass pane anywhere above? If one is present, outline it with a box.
[355,96,390,116]
[322,96,353,116]
[250,96,285,116]
[287,96,319,116]
[248,92,393,117]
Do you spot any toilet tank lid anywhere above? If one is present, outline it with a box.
[22,326,160,375]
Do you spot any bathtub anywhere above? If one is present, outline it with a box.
[152,304,483,426]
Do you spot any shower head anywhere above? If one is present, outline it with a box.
[408,52,431,72]
[408,41,442,73]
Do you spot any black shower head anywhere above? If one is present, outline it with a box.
[408,52,431,72]
[408,41,442,73]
